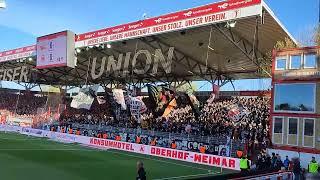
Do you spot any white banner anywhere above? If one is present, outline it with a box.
[113,89,127,110]
[88,137,240,170]
[129,96,147,123]
[71,92,94,110]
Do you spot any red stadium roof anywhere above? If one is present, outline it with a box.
[0,0,296,86]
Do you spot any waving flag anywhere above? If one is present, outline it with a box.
[81,84,100,97]
[129,96,147,123]
[147,84,160,106]
[206,94,216,104]
[71,92,94,110]
[228,104,249,122]
[186,92,200,116]
[113,89,127,110]
[162,98,177,117]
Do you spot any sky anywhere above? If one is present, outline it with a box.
[0,0,319,91]
[274,84,315,111]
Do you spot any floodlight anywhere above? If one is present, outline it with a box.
[229,21,236,28]
[226,21,237,28]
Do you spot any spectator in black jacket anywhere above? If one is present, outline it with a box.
[136,161,146,180]
[275,154,283,171]
[292,158,302,180]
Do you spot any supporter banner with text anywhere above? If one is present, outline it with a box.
[75,0,262,47]
[88,137,240,170]
[0,125,240,170]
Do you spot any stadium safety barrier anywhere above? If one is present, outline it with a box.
[71,123,245,157]
[0,124,241,170]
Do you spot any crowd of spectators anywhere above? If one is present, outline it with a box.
[2,89,320,178]
[140,97,270,149]
[0,90,271,155]
[58,96,271,152]
[0,89,271,147]
[0,91,46,115]
[249,151,320,179]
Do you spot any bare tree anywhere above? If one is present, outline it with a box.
[314,24,320,46]
[274,37,297,50]
[296,24,320,46]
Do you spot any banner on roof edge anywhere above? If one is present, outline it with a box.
[76,0,262,47]
[0,66,30,82]
[90,47,174,80]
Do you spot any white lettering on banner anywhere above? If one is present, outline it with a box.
[76,5,260,47]
[0,1,261,63]
[0,45,36,63]
[81,12,227,47]
[91,47,174,79]
[0,125,241,171]
[0,66,29,82]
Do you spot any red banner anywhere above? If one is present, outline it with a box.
[0,0,262,62]
[0,45,36,62]
[75,0,262,47]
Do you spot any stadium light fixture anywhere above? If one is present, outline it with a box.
[208,45,214,51]
[187,71,194,74]
[106,44,112,49]
[28,57,33,62]
[76,48,81,53]
[0,0,6,9]
[226,21,237,28]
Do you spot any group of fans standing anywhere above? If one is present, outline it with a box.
[0,89,319,178]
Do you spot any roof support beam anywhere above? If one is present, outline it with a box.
[139,37,218,84]
[214,20,271,77]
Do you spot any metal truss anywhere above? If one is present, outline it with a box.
[214,18,271,78]
[138,36,235,89]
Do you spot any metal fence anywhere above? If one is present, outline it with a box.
[71,123,245,158]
